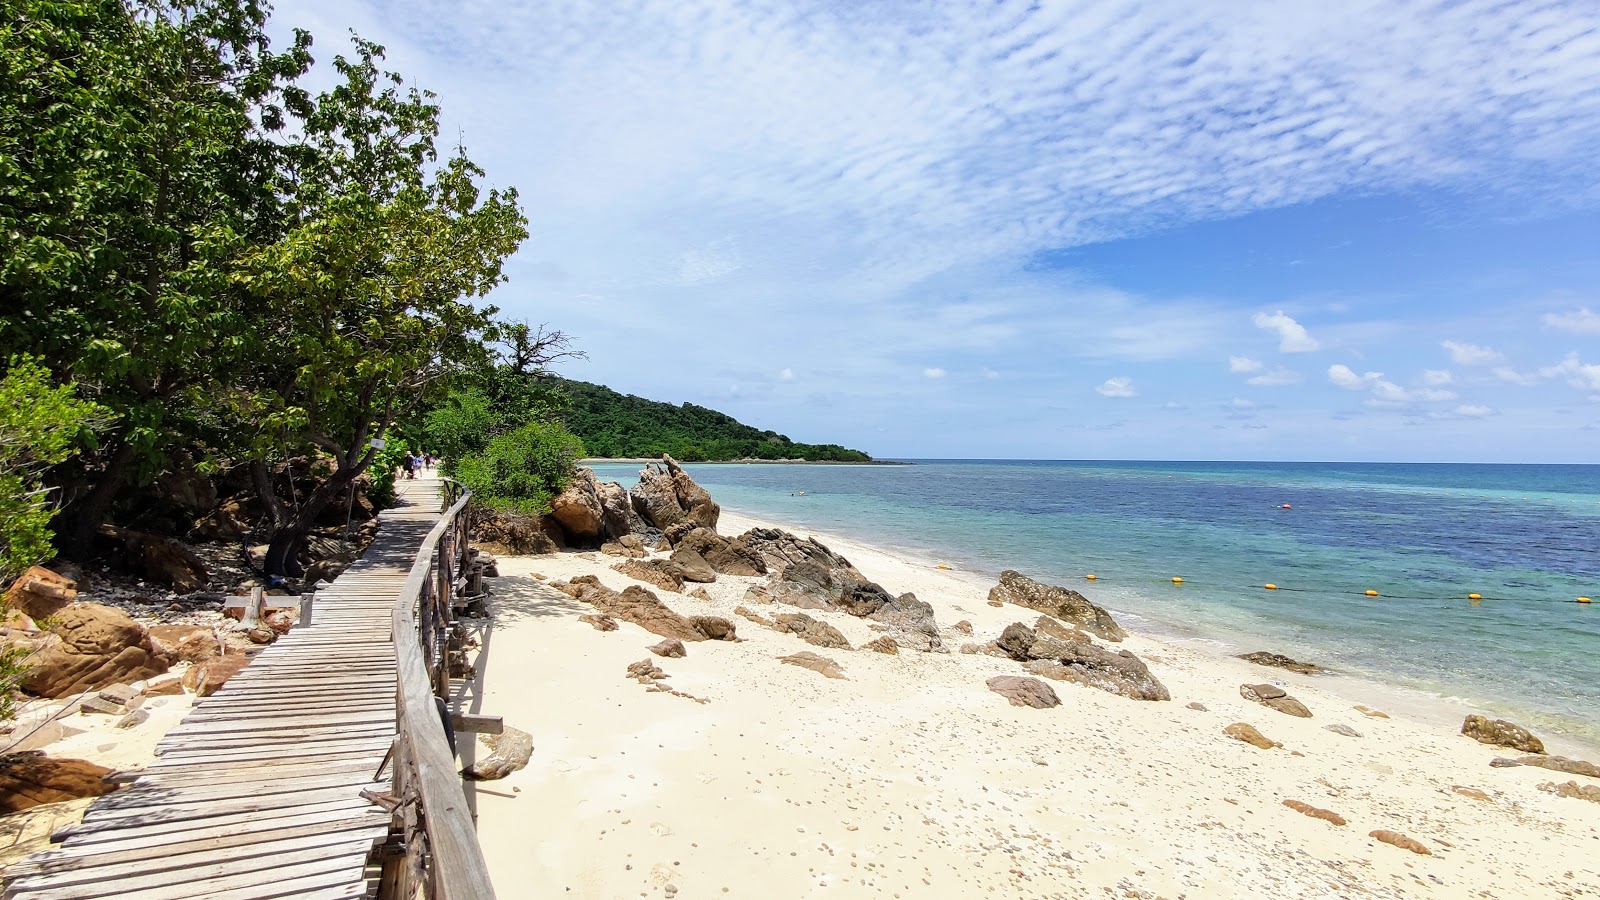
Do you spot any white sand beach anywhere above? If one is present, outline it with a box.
[467,509,1600,899]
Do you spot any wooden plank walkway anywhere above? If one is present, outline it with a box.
[3,477,450,900]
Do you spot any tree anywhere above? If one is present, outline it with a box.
[237,38,527,578]
[453,421,583,515]
[0,0,312,555]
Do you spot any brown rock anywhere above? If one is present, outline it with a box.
[95,525,208,592]
[1354,705,1390,719]
[595,480,634,542]
[987,570,1125,642]
[1461,714,1545,754]
[669,548,718,583]
[688,587,713,601]
[631,456,719,531]
[50,604,146,656]
[1491,755,1600,778]
[1033,615,1091,642]
[959,643,981,655]
[462,726,534,781]
[181,654,252,697]
[577,583,732,642]
[1224,722,1278,749]
[3,566,77,620]
[779,651,846,679]
[612,558,685,594]
[600,541,647,558]
[148,624,221,664]
[1283,799,1346,826]
[986,675,1061,709]
[626,658,667,681]
[470,507,558,555]
[998,622,1169,701]
[773,613,852,650]
[677,529,767,577]
[689,616,736,641]
[1369,830,1431,855]
[950,620,973,636]
[1187,702,1208,711]
[246,627,276,645]
[665,455,719,530]
[1238,651,1322,675]
[20,604,170,698]
[649,639,687,658]
[734,528,856,577]
[549,468,606,545]
[0,755,116,814]
[1240,683,1312,718]
[1451,786,1492,801]
[1538,780,1600,803]
[1324,723,1362,738]
[734,606,775,628]
[863,636,900,655]
[579,614,619,632]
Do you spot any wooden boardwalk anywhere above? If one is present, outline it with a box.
[3,477,451,900]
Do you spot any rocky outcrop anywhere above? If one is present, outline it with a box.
[95,526,209,592]
[862,636,900,655]
[683,530,767,576]
[549,468,606,545]
[1032,615,1090,643]
[1240,683,1312,718]
[987,570,1125,642]
[736,528,858,577]
[1224,722,1278,749]
[0,754,117,814]
[181,654,252,697]
[996,622,1168,701]
[986,675,1061,709]
[773,613,851,650]
[669,548,717,583]
[1489,756,1600,778]
[3,566,76,620]
[779,651,845,679]
[19,604,170,698]
[611,558,686,594]
[601,535,648,558]
[1369,830,1431,855]
[1283,800,1346,826]
[596,480,633,541]
[471,507,558,555]
[630,455,719,532]
[1539,781,1600,803]
[750,543,941,651]
[1238,651,1321,675]
[553,578,734,643]
[148,624,221,664]
[1462,715,1545,754]
[462,727,534,781]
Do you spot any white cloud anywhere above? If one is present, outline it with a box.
[1421,369,1453,386]
[1229,397,1256,409]
[1542,307,1600,335]
[1328,364,1372,389]
[1229,356,1264,373]
[1493,366,1539,386]
[1247,368,1302,386]
[1540,354,1600,393]
[981,367,1000,380]
[1442,340,1503,366]
[1331,364,1453,403]
[1096,377,1136,398]
[1253,311,1319,353]
[1455,404,1494,417]
[922,367,946,379]
[780,368,795,381]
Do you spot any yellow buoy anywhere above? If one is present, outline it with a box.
[1467,593,1482,600]
[1264,583,1278,590]
[935,564,951,570]
[1085,574,1097,581]
[1171,576,1184,584]
[1579,597,1593,604]
[1365,589,1379,597]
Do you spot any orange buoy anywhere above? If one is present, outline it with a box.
[1467,593,1482,600]
[1085,574,1097,581]
[1171,576,1184,584]
[1579,597,1593,604]
[1264,583,1278,590]
[1365,589,1379,597]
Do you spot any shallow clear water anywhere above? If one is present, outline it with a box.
[592,460,1600,743]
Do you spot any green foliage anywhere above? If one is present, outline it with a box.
[0,357,109,583]
[558,379,872,462]
[454,421,584,514]
[422,388,498,468]
[363,441,409,509]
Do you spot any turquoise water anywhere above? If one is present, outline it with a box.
[591,460,1600,743]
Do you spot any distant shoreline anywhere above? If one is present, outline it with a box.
[579,457,912,466]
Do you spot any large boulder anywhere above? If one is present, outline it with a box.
[181,654,252,697]
[988,571,1125,642]
[735,528,858,576]
[0,754,116,814]
[1462,715,1545,754]
[95,526,209,592]
[19,604,169,698]
[629,455,719,531]
[3,566,77,620]
[773,613,852,650]
[997,622,1168,701]
[678,529,767,576]
[596,480,633,541]
[612,558,686,594]
[470,507,558,556]
[548,467,605,546]
[668,548,717,583]
[148,624,221,664]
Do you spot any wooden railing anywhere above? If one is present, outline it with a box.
[379,478,496,899]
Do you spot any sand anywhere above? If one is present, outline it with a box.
[468,510,1600,899]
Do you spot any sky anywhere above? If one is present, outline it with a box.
[269,0,1600,463]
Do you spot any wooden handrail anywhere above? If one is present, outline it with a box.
[382,478,496,899]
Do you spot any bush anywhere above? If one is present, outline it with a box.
[454,421,584,515]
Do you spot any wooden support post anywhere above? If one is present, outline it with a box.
[238,586,264,631]
[449,713,503,735]
[299,592,315,627]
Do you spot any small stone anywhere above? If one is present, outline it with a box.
[1369,830,1431,855]
[1186,702,1208,711]
[1283,799,1346,826]
[862,636,900,655]
[115,708,151,729]
[1224,722,1278,750]
[1324,723,1362,738]
[1451,785,1491,801]
[649,639,687,659]
[1354,705,1390,719]
[985,675,1061,709]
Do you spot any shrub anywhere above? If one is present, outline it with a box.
[454,421,584,514]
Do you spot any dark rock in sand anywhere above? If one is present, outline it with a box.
[1283,799,1346,826]
[1538,780,1600,803]
[1238,651,1322,675]
[0,754,117,814]
[736,528,860,577]
[1490,756,1600,778]
[1369,830,1431,855]
[1186,702,1208,711]
[1224,722,1278,749]
[997,622,1168,701]
[862,636,900,654]
[560,579,733,643]
[1462,714,1545,754]
[1324,723,1363,738]
[773,613,851,650]
[780,651,846,679]
[579,614,619,632]
[1033,615,1091,643]
[987,570,1125,642]
[986,675,1061,709]
[1240,683,1312,718]
[649,639,687,658]
[669,547,718,583]
[612,558,686,594]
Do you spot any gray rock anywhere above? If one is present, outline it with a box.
[1238,651,1322,675]
[668,547,718,583]
[1462,715,1545,754]
[996,622,1168,701]
[648,639,687,658]
[1240,683,1312,718]
[986,675,1061,709]
[462,727,534,781]
[1324,723,1363,738]
[987,570,1126,642]
[1491,755,1600,778]
[773,612,852,650]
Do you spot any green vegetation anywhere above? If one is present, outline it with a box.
[453,421,584,515]
[558,379,871,462]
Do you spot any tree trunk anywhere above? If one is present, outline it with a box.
[58,441,138,561]
[259,464,361,581]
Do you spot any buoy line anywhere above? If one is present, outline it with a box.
[1073,573,1594,605]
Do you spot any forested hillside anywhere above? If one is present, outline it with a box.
[558,380,872,462]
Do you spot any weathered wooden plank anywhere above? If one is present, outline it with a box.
[6,828,384,888]
[7,847,374,900]
[55,798,382,845]
[89,772,391,811]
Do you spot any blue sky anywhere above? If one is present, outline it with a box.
[271,0,1600,462]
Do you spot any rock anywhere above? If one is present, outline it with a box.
[462,727,534,781]
[149,624,220,664]
[79,695,129,716]
[20,604,170,698]
[1354,705,1390,719]
[779,651,846,679]
[1490,756,1600,778]
[661,521,700,549]
[742,584,773,605]
[669,548,718,583]
[600,541,647,558]
[1224,722,1278,749]
[181,654,251,697]
[688,616,737,641]
[1186,702,1208,711]
[3,566,77,619]
[1240,683,1312,718]
[862,636,900,655]
[986,675,1061,709]
[959,643,981,655]
[950,620,973,636]
[548,468,606,545]
[1033,615,1091,642]
[767,561,843,610]
[611,558,685,594]
[95,525,209,592]
[1324,723,1363,738]
[1461,714,1545,754]
[138,673,184,697]
[630,455,719,532]
[649,639,687,658]
[470,507,558,555]
[997,622,1168,701]
[49,604,147,656]
[1451,786,1491,801]
[626,658,667,681]
[1283,799,1346,826]
[987,570,1125,642]
[735,528,857,577]
[579,614,619,632]
[1369,830,1431,855]
[1238,651,1322,675]
[664,456,719,530]
[734,606,775,628]
[596,480,634,541]
[688,587,713,601]
[0,755,117,814]
[116,708,151,729]
[573,582,733,643]
[773,613,852,650]
[246,627,276,645]
[1538,780,1600,803]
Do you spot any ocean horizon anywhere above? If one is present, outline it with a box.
[593,458,1600,747]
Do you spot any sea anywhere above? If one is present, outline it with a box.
[590,459,1600,746]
